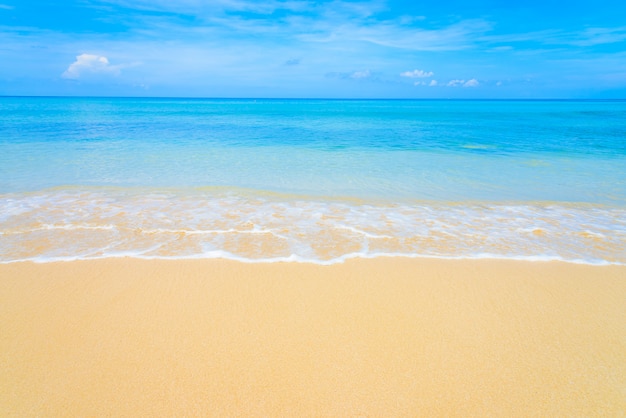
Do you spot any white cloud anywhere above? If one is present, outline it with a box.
[447,79,465,87]
[325,69,379,80]
[400,69,434,78]
[350,70,371,79]
[446,78,479,87]
[62,54,124,79]
[107,0,492,53]
[414,79,440,87]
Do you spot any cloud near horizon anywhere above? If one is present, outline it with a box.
[401,69,434,78]
[447,79,479,87]
[350,70,371,79]
[62,54,125,79]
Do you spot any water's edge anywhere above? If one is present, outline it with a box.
[2,188,624,265]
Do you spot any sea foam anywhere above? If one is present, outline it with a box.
[1,188,624,265]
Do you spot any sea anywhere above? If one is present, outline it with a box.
[1,97,625,264]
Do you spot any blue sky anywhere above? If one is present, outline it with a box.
[1,0,625,98]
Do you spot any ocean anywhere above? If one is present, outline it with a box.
[1,97,625,264]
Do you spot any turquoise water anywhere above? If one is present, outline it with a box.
[1,97,625,263]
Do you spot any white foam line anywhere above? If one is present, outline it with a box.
[1,252,623,266]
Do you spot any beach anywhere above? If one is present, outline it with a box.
[1,257,625,416]
[2,98,626,415]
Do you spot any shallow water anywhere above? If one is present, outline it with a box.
[1,98,625,263]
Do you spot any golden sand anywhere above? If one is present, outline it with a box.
[1,258,625,416]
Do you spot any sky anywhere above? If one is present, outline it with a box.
[1,0,626,98]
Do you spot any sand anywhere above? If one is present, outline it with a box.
[0,258,625,417]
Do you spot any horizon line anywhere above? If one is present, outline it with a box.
[2,95,625,102]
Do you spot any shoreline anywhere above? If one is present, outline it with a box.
[1,258,625,416]
[2,253,625,266]
[3,187,625,265]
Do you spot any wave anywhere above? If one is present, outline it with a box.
[2,252,623,266]
[1,188,625,265]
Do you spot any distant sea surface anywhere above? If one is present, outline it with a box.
[1,97,625,264]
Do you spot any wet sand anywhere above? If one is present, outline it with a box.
[1,258,625,416]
